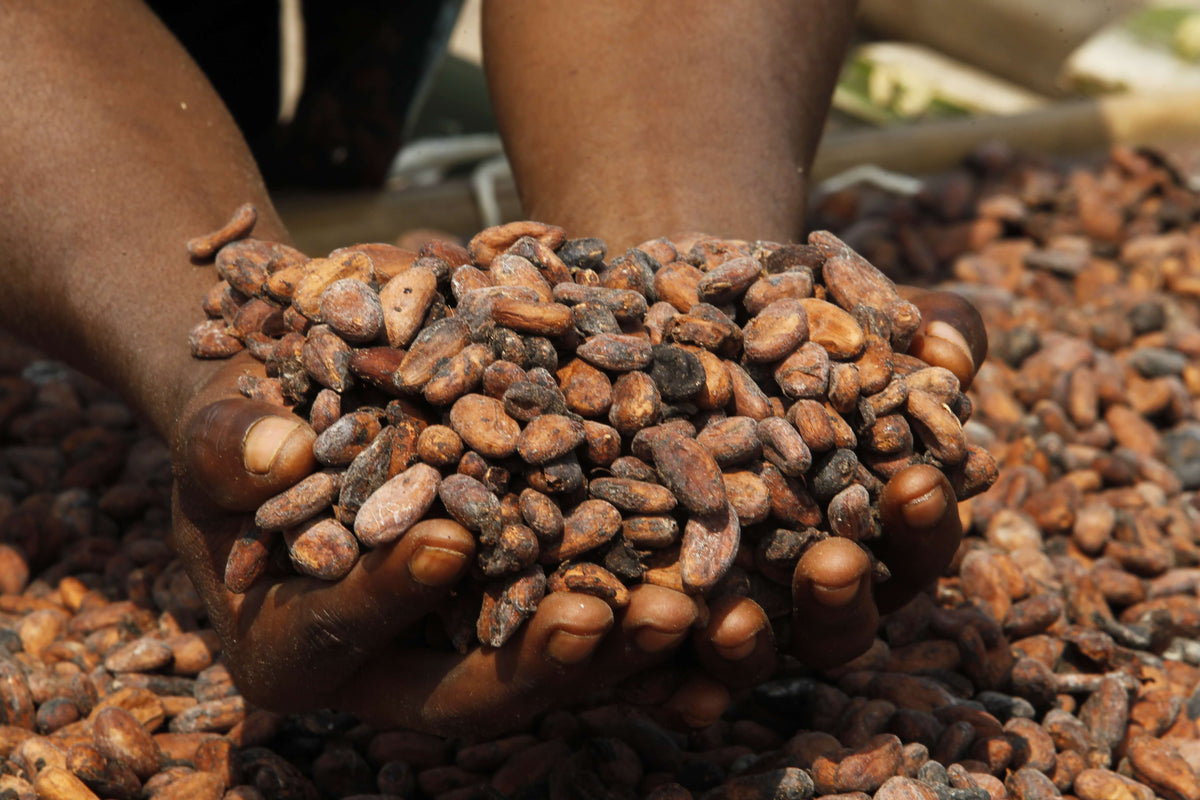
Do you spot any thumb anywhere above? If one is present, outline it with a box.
[180,396,316,512]
[901,288,988,390]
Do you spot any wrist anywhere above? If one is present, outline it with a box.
[3,205,290,443]
[126,212,294,441]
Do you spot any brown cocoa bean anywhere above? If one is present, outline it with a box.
[489,253,553,301]
[291,254,372,322]
[395,317,471,393]
[92,705,162,780]
[477,565,547,648]
[621,515,680,549]
[513,415,584,466]
[1074,769,1155,800]
[188,320,243,359]
[284,517,358,580]
[478,524,540,577]
[653,261,703,312]
[353,463,441,547]
[758,416,813,477]
[588,477,676,514]
[725,360,774,420]
[906,389,967,465]
[188,204,258,260]
[576,333,654,372]
[697,256,762,304]
[649,429,727,516]
[608,372,662,437]
[417,424,464,468]
[448,394,521,459]
[680,503,741,594]
[541,500,622,562]
[424,343,494,407]
[696,416,762,466]
[312,408,381,466]
[469,221,565,268]
[548,563,630,609]
[491,298,573,336]
[801,298,867,360]
[722,470,772,526]
[776,341,831,399]
[255,471,341,531]
[378,266,438,349]
[317,278,383,343]
[223,526,273,594]
[744,271,815,314]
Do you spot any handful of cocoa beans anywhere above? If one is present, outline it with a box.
[186,206,997,648]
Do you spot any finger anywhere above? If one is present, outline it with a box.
[901,289,988,390]
[871,464,962,614]
[327,581,704,737]
[615,664,734,732]
[693,595,776,689]
[792,536,879,670]
[606,583,701,658]
[332,591,617,736]
[374,584,697,736]
[659,672,731,730]
[211,518,477,707]
[181,395,316,512]
[588,582,707,706]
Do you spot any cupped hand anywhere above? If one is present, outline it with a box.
[788,289,987,669]
[559,289,988,709]
[165,286,985,730]
[168,354,771,736]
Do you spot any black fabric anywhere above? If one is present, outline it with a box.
[150,2,281,148]
[149,1,446,189]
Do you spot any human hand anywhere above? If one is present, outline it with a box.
[166,287,983,734]
[169,354,773,736]
[788,289,989,669]
[599,290,988,712]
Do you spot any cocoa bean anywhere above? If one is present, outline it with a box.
[548,563,630,609]
[353,463,440,547]
[477,565,546,648]
[283,518,358,580]
[187,204,257,260]
[254,471,341,531]
[541,500,622,562]
[448,394,520,460]
[291,254,372,322]
[317,279,383,344]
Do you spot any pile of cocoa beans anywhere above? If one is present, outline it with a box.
[186,208,997,649]
[1,142,1200,800]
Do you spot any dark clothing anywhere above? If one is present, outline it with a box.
[150,1,458,189]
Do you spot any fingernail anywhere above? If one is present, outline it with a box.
[677,710,718,729]
[409,546,469,587]
[902,484,946,528]
[244,417,303,474]
[664,697,719,730]
[546,629,605,666]
[634,624,689,654]
[713,634,759,662]
[927,320,974,369]
[810,577,863,608]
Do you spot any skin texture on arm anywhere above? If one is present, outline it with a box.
[483,0,857,250]
[0,0,278,435]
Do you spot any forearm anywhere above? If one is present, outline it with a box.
[0,0,285,436]
[482,0,856,251]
